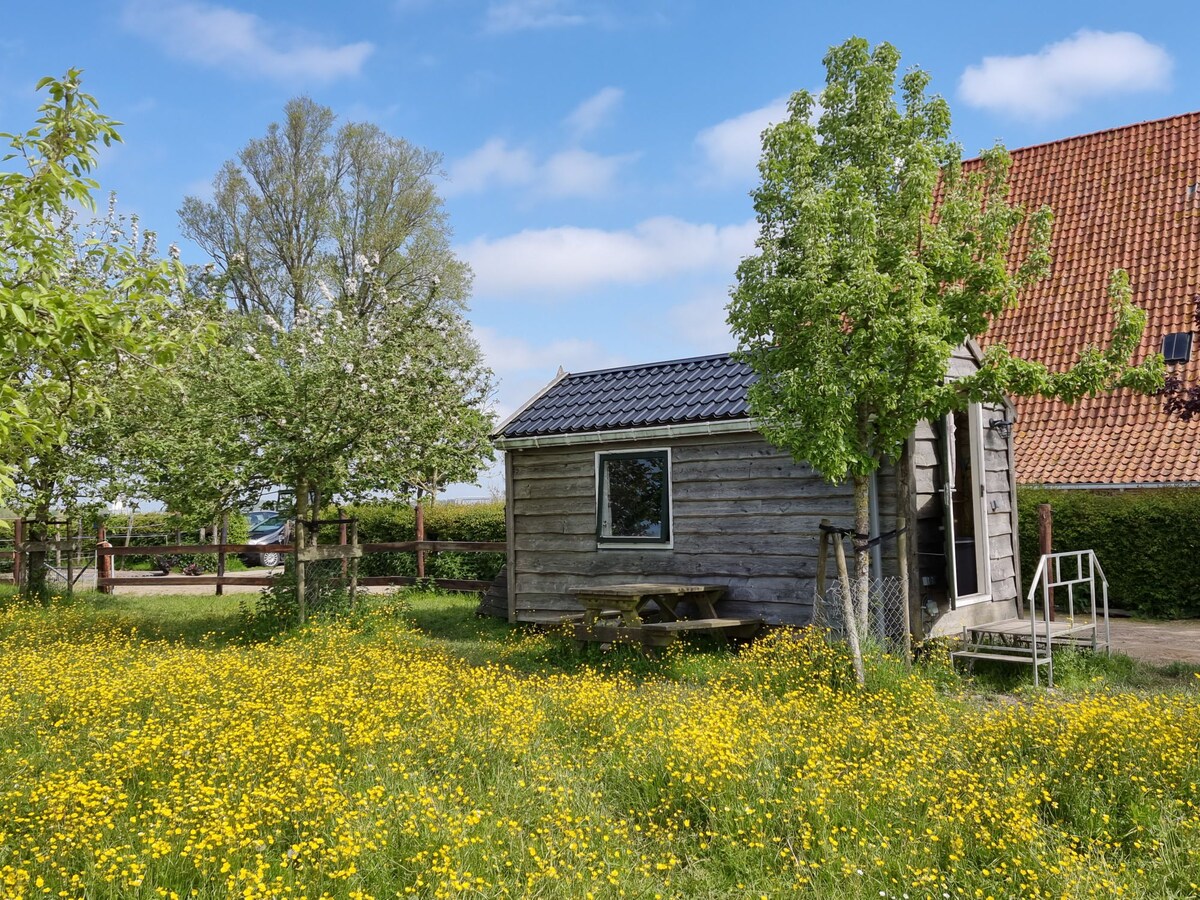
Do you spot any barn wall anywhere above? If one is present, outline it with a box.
[509,431,863,624]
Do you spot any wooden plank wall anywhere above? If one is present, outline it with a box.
[510,432,862,624]
[910,397,1020,617]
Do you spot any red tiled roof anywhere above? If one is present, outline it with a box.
[978,111,1200,486]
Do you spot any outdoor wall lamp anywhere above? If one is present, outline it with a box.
[988,417,1013,437]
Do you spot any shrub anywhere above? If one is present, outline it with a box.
[321,500,505,583]
[1017,487,1200,618]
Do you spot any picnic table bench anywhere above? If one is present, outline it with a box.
[570,582,762,649]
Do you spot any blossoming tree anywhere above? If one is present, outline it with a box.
[0,72,198,597]
[167,99,493,547]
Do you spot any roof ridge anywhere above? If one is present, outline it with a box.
[563,351,738,380]
[963,109,1200,164]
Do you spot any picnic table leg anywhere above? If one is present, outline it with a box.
[694,589,722,619]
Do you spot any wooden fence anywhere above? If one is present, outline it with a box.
[2,516,504,595]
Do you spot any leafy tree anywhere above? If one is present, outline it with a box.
[172,98,493,543]
[0,72,197,597]
[727,38,1162,681]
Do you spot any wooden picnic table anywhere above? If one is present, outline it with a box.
[574,582,725,625]
[570,582,761,649]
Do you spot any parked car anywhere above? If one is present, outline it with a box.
[240,514,291,567]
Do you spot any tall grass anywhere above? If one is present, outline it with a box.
[0,590,1196,898]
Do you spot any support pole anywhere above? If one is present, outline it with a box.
[897,512,912,668]
[815,519,830,621]
[1038,503,1054,621]
[832,532,865,685]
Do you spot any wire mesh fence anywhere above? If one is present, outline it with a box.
[301,556,354,617]
[812,576,908,652]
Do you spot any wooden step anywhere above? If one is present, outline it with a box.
[952,650,1051,665]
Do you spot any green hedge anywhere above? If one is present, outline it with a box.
[1017,488,1200,619]
[322,500,506,582]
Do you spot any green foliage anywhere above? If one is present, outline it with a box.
[728,38,1162,485]
[147,97,495,521]
[1018,487,1200,618]
[326,500,505,581]
[0,71,197,496]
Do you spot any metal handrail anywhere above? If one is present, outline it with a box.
[1024,549,1111,684]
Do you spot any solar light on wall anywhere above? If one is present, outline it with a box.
[988,417,1013,437]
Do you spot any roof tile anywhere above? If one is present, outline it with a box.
[977,111,1200,486]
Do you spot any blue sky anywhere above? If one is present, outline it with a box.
[2,0,1197,495]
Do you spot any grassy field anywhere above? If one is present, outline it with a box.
[0,588,1198,899]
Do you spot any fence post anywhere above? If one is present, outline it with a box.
[339,509,348,580]
[97,522,113,595]
[65,518,74,597]
[12,517,23,591]
[349,518,359,612]
[1038,503,1054,621]
[415,501,426,580]
[216,512,228,597]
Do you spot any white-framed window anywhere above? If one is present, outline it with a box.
[595,448,673,548]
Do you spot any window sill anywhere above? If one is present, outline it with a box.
[953,592,992,608]
[596,541,674,551]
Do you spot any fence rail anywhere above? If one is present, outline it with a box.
[6,518,503,596]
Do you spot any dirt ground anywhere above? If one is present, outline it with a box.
[1108,618,1200,666]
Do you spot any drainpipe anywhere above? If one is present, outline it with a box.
[868,470,883,580]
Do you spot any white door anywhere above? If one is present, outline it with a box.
[942,405,991,605]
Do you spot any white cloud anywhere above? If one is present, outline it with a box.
[667,291,735,355]
[696,97,789,184]
[461,216,757,296]
[476,326,626,378]
[444,140,632,199]
[541,148,635,198]
[959,30,1172,119]
[485,0,595,32]
[121,0,373,82]
[565,86,623,139]
[444,138,536,196]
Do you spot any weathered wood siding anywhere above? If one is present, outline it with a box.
[510,431,861,624]
[909,342,1021,635]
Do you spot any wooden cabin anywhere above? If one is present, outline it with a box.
[492,345,1022,638]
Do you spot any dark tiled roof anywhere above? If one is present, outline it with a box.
[498,353,754,438]
[975,111,1200,485]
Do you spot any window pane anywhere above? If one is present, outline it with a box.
[603,456,665,538]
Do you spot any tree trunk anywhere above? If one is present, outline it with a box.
[294,478,309,625]
[25,499,52,601]
[832,528,866,686]
[852,472,871,636]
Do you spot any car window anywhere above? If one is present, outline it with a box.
[251,516,285,535]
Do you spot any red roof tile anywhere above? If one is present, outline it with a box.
[977,112,1200,486]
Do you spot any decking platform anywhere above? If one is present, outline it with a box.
[950,550,1113,687]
